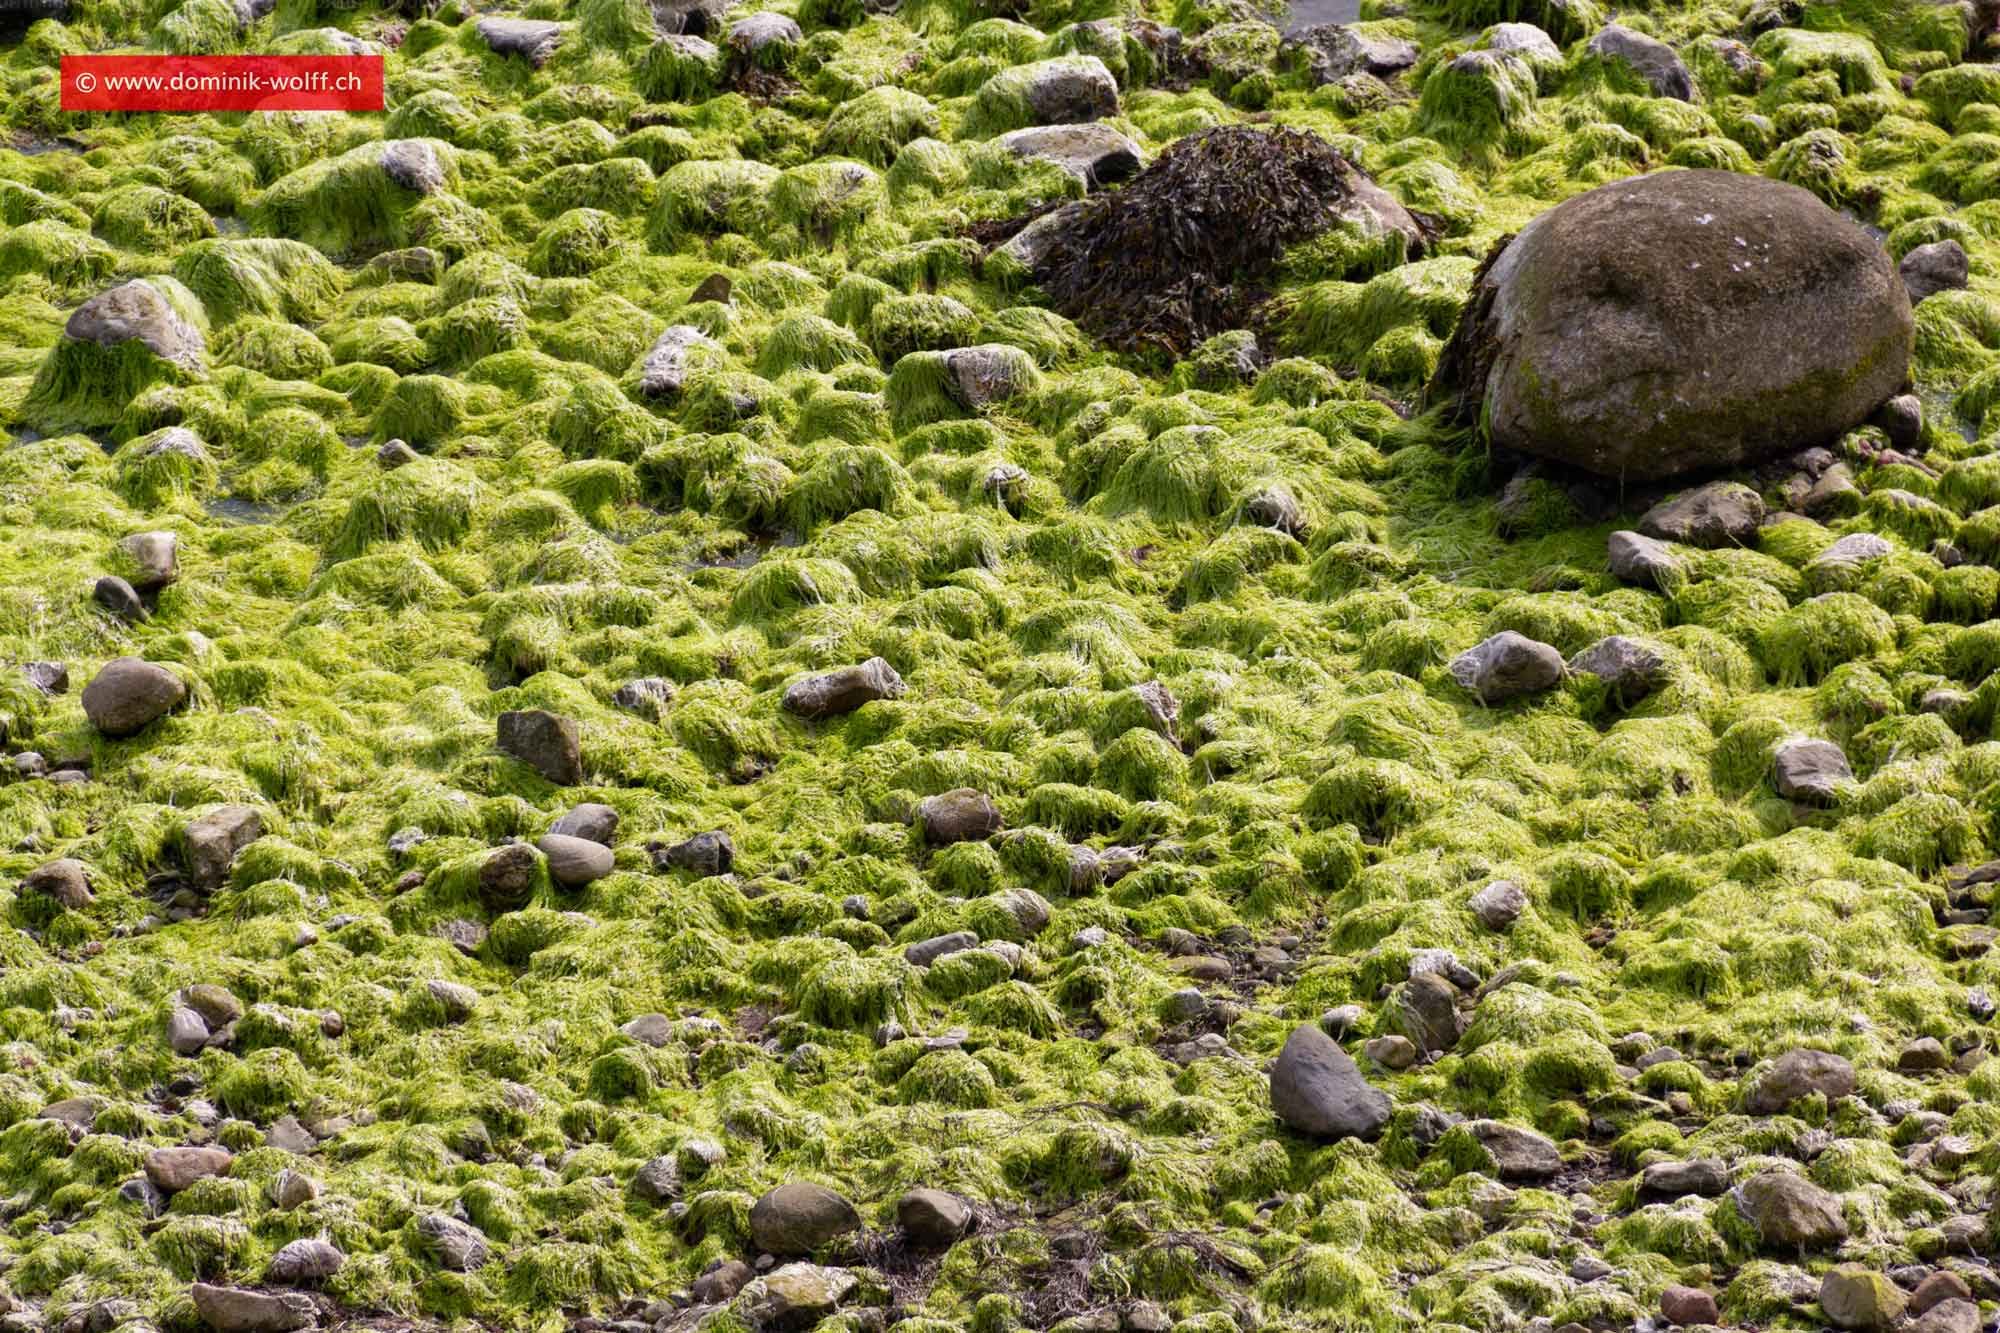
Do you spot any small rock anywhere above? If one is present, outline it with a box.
[1285,22,1419,82]
[1911,1271,1973,1316]
[549,803,618,846]
[1874,393,1923,451]
[905,931,978,967]
[271,1169,319,1210]
[1821,1264,1907,1331]
[117,530,179,591]
[1268,1021,1391,1141]
[1387,972,1463,1055]
[781,657,904,720]
[1901,240,1970,306]
[266,1238,344,1284]
[415,1213,490,1270]
[1660,1285,1718,1327]
[727,10,799,54]
[145,1145,232,1193]
[377,138,447,192]
[1568,635,1667,706]
[1464,1119,1561,1181]
[81,657,186,738]
[1639,481,1766,548]
[691,1258,752,1303]
[1745,1046,1855,1114]
[1911,1299,1981,1333]
[375,439,418,469]
[689,273,733,306]
[496,709,583,785]
[1899,1037,1951,1073]
[264,1116,314,1155]
[737,1263,857,1329]
[1607,530,1682,589]
[1468,879,1525,930]
[437,919,487,955]
[185,806,263,891]
[990,886,1051,936]
[1364,1035,1417,1070]
[1450,631,1566,704]
[749,1182,861,1256]
[1587,22,1693,99]
[422,979,479,1024]
[621,1013,672,1047]
[23,857,93,910]
[1804,463,1862,517]
[1570,1254,1612,1282]
[897,1187,971,1248]
[916,788,1002,846]
[190,1283,315,1333]
[93,575,148,622]
[632,1155,680,1203]
[635,324,722,398]
[611,676,676,719]
[478,842,540,912]
[945,344,1039,408]
[654,830,734,876]
[22,661,68,694]
[994,123,1144,188]
[472,15,563,63]
[1771,739,1853,805]
[1640,1157,1729,1198]
[536,833,614,889]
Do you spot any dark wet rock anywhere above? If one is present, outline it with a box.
[995,124,1143,188]
[416,1213,490,1270]
[1639,481,1766,548]
[655,0,730,36]
[496,709,583,785]
[1642,1157,1729,1198]
[738,1263,857,1329]
[64,280,206,371]
[117,530,179,591]
[1821,1265,1906,1331]
[549,803,618,846]
[478,842,540,912]
[655,830,734,876]
[1586,23,1693,99]
[1387,972,1462,1054]
[1434,171,1913,482]
[266,1238,344,1284]
[781,658,904,719]
[692,1259,753,1303]
[186,805,262,891]
[1269,1021,1391,1141]
[23,857,92,910]
[1735,1169,1847,1248]
[168,1007,210,1055]
[612,676,677,718]
[536,833,614,889]
[82,657,187,738]
[1607,530,1683,589]
[190,1284,315,1333]
[636,325,722,398]
[145,1145,231,1193]
[897,1188,971,1247]
[1464,1119,1560,1180]
[906,931,978,967]
[1771,739,1853,805]
[749,1182,860,1255]
[1469,879,1525,930]
[1568,636,1667,707]
[1661,1285,1718,1327]
[1285,22,1419,83]
[375,439,419,469]
[1450,631,1566,704]
[93,575,148,622]
[1804,463,1862,518]
[690,273,733,305]
[1901,239,1969,306]
[989,886,1051,936]
[916,788,1003,845]
[728,11,799,54]
[1874,393,1923,451]
[473,16,563,65]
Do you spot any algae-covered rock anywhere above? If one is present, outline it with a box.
[1585,23,1694,99]
[1638,481,1766,548]
[1820,1265,1906,1330]
[1734,1169,1848,1248]
[994,124,1144,187]
[496,709,583,785]
[1434,170,1913,481]
[749,1182,861,1255]
[23,858,93,910]
[1450,631,1566,703]
[1902,239,1970,305]
[1744,1046,1856,1111]
[1771,739,1854,804]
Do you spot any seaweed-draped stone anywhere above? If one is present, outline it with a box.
[1433,170,1913,482]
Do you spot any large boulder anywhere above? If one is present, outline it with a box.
[64,280,207,372]
[1734,1169,1847,1248]
[1744,1047,1855,1113]
[749,1182,860,1256]
[1433,170,1913,481]
[82,657,187,738]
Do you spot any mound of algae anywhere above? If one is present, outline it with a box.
[2,0,2000,1328]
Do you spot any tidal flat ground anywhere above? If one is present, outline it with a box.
[4,0,2000,1328]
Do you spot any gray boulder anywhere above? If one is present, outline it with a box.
[1568,636,1666,706]
[906,931,978,967]
[266,1238,344,1283]
[749,1182,861,1255]
[995,124,1144,188]
[190,1284,316,1333]
[612,676,677,718]
[537,833,614,889]
[1772,738,1852,804]
[737,1264,857,1329]
[897,1188,972,1247]
[1607,530,1683,589]
[1450,631,1565,704]
[64,280,206,373]
[82,657,187,738]
[916,788,1002,845]
[945,344,1040,409]
[117,530,179,591]
[1638,481,1765,548]
[1434,171,1913,481]
[1735,1170,1847,1248]
[1641,1157,1730,1198]
[549,802,618,845]
[185,805,262,890]
[497,709,583,785]
[1587,22,1693,99]
[1901,239,1968,306]
[416,1213,490,1270]
[1387,972,1463,1054]
[1744,1047,1855,1113]
[145,1145,232,1193]
[728,11,800,55]
[1268,1021,1391,1141]
[377,139,447,194]
[1469,879,1525,930]
[781,657,904,719]
[655,829,734,876]
[1285,23,1419,82]
[1464,1119,1561,1180]
[473,16,564,65]
[1008,57,1120,127]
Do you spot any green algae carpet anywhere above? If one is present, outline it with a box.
[5,0,2000,1329]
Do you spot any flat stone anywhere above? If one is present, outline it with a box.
[1285,22,1419,82]
[190,1284,316,1333]
[1268,1021,1391,1141]
[621,1013,673,1046]
[728,11,800,52]
[1607,530,1683,589]
[1641,1157,1729,1198]
[1911,1271,1973,1316]
[1911,1299,1981,1333]
[473,16,563,65]
[145,1145,232,1193]
[738,1263,857,1329]
[1820,1264,1906,1331]
[536,833,614,889]
[549,803,618,846]
[905,931,978,967]
[636,324,722,398]
[1464,1119,1561,1181]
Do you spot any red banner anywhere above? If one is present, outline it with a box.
[60,55,384,112]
